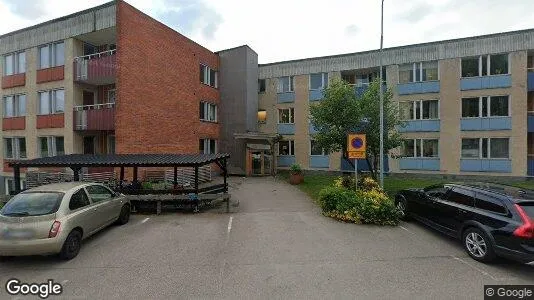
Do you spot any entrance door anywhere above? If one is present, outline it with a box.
[250,150,272,176]
[83,91,95,106]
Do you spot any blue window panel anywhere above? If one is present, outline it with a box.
[277,124,295,135]
[278,156,296,167]
[397,81,440,95]
[460,159,512,173]
[310,156,329,168]
[460,117,512,131]
[277,92,295,103]
[355,86,368,97]
[309,123,318,134]
[341,157,389,172]
[399,158,440,171]
[398,120,440,132]
[460,74,511,91]
[528,159,534,176]
[309,90,324,101]
[528,72,534,91]
[529,115,534,132]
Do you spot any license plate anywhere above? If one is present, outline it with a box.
[2,229,34,240]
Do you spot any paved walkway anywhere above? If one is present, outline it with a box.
[0,176,532,299]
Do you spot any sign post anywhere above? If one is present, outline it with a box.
[347,134,367,190]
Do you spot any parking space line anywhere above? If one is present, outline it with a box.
[227,216,233,234]
[140,218,150,224]
[451,255,499,281]
[399,225,415,235]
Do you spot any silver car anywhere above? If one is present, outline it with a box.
[0,182,130,260]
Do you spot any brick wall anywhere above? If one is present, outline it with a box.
[116,0,220,155]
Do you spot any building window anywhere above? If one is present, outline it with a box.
[309,73,328,90]
[107,135,115,154]
[3,137,26,159]
[107,89,116,103]
[200,64,218,88]
[3,51,25,75]
[310,140,327,156]
[258,79,266,93]
[39,136,64,157]
[278,76,294,93]
[461,54,509,77]
[200,102,217,122]
[2,94,26,117]
[401,139,439,158]
[461,96,509,118]
[398,61,438,83]
[461,138,509,158]
[38,42,64,69]
[399,100,439,120]
[279,140,295,156]
[278,108,294,124]
[257,110,267,123]
[199,138,217,154]
[38,89,64,115]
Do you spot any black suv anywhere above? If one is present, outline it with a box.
[395,182,534,264]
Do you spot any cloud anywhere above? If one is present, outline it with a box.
[2,0,47,19]
[345,24,359,36]
[395,2,434,23]
[156,0,222,40]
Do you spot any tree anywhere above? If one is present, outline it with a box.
[310,78,403,179]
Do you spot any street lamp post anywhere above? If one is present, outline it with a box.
[379,0,385,188]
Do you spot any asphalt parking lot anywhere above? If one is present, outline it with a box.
[0,177,532,299]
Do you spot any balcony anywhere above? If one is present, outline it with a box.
[528,71,534,91]
[460,74,511,91]
[309,89,324,101]
[528,114,534,132]
[397,81,439,95]
[74,49,116,85]
[529,156,534,176]
[461,117,512,131]
[460,159,511,173]
[74,103,115,131]
[277,155,296,167]
[399,158,440,171]
[277,92,295,103]
[277,123,295,135]
[398,120,440,132]
[310,156,329,168]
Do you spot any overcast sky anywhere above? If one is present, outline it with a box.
[1,0,533,64]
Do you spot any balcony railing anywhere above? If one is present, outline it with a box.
[74,102,115,131]
[74,49,116,85]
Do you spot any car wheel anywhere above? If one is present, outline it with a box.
[462,227,496,263]
[117,205,130,225]
[395,195,410,220]
[59,230,82,261]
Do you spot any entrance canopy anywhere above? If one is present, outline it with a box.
[9,153,230,194]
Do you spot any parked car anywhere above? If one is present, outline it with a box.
[395,182,534,264]
[0,182,130,260]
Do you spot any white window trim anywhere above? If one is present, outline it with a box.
[200,138,217,154]
[461,137,510,159]
[279,140,295,156]
[461,95,510,118]
[277,107,295,124]
[461,53,510,78]
[3,51,25,75]
[310,140,327,156]
[200,101,217,122]
[5,178,26,196]
[309,73,328,90]
[39,136,64,157]
[38,89,65,115]
[107,89,116,103]
[3,137,26,159]
[3,94,26,118]
[402,138,439,158]
[38,41,64,69]
[200,64,218,88]
[399,99,440,120]
[398,61,440,84]
[278,76,294,93]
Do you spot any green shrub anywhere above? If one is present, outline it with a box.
[318,186,351,213]
[353,190,400,225]
[290,163,303,175]
[141,182,153,190]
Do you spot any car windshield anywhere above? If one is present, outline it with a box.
[0,192,63,217]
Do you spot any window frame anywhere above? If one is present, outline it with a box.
[460,137,510,159]
[199,63,218,88]
[461,95,509,118]
[199,138,217,154]
[2,94,26,118]
[309,73,329,90]
[401,138,439,158]
[3,51,25,75]
[278,140,295,156]
[399,99,440,120]
[310,139,327,156]
[69,188,91,211]
[38,41,64,69]
[38,89,65,115]
[278,107,295,124]
[398,61,440,83]
[39,136,64,157]
[3,137,26,159]
[258,79,266,93]
[200,101,218,122]
[278,76,295,93]
[461,54,510,78]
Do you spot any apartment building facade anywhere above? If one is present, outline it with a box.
[256,30,534,178]
[2,1,534,195]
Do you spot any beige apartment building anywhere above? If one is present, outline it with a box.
[256,29,534,178]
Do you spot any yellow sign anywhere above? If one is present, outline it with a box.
[347,133,366,159]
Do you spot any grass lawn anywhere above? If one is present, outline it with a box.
[279,172,534,202]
